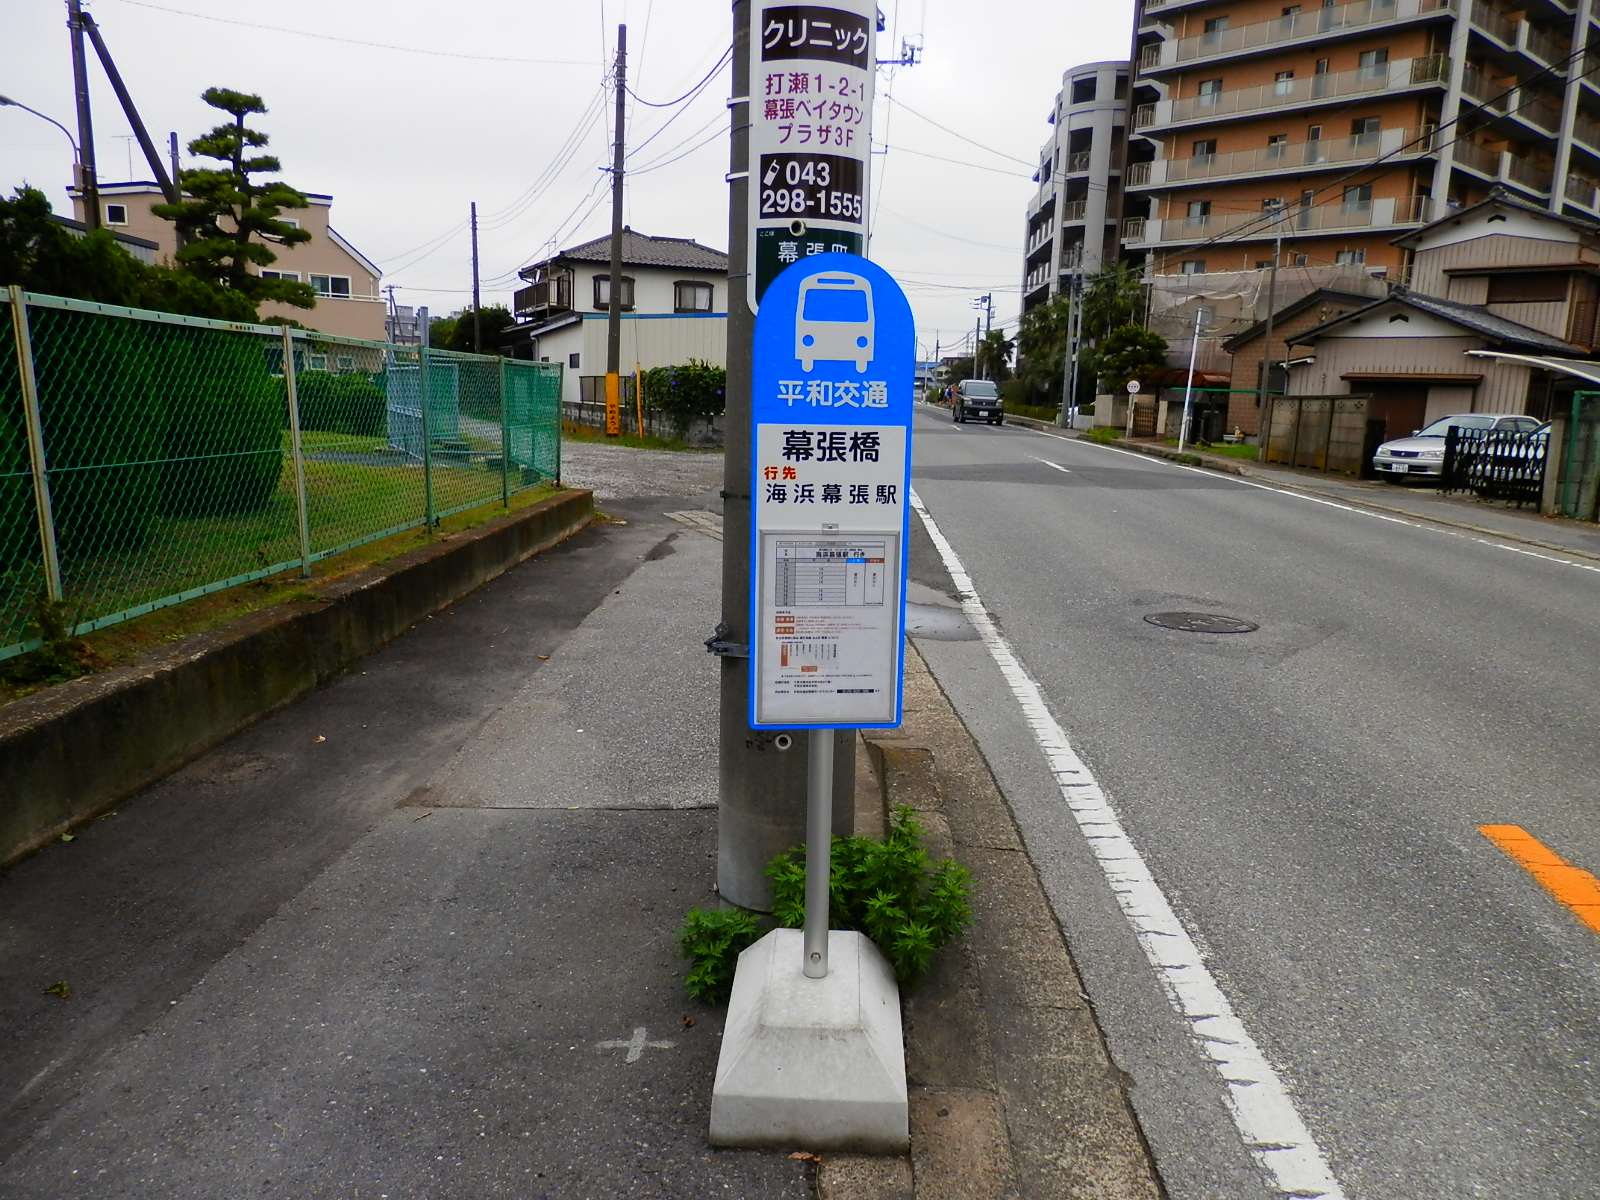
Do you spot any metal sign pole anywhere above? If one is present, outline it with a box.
[803,729,834,978]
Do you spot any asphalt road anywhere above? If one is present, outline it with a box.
[906,405,1600,1200]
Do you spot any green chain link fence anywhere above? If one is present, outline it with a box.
[1,288,561,660]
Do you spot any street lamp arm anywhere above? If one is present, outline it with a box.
[0,95,81,162]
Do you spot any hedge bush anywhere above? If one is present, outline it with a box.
[154,323,283,518]
[26,307,164,555]
[296,369,387,436]
[640,359,725,431]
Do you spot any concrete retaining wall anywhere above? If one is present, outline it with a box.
[0,489,594,866]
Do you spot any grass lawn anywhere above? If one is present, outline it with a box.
[1162,439,1258,460]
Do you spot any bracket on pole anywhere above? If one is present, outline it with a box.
[705,622,749,659]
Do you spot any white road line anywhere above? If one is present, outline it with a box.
[1029,456,1070,473]
[909,488,1347,1200]
[1035,431,1600,577]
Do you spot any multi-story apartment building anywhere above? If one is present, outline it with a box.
[69,181,386,341]
[1022,61,1132,312]
[1123,0,1600,282]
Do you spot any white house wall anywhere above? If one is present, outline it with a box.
[1289,334,1532,413]
[1409,231,1597,295]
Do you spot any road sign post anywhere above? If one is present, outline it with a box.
[750,252,913,977]
[710,250,913,1151]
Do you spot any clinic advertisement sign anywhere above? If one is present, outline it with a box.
[748,2,876,311]
[749,253,912,729]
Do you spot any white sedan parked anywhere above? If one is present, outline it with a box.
[1372,413,1544,482]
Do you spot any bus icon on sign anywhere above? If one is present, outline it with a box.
[796,272,875,372]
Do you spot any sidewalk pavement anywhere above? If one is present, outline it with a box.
[0,444,1161,1199]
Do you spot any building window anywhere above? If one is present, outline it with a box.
[1292,253,1309,265]
[1357,48,1388,77]
[260,269,299,281]
[569,352,581,369]
[1179,260,1207,275]
[1273,69,1295,96]
[1487,272,1568,302]
[1308,124,1323,140]
[1352,115,1381,142]
[1198,78,1223,106]
[1255,260,1274,269]
[1072,77,1096,103]
[1114,74,1128,99]
[1282,5,1301,14]
[593,274,635,311]
[309,353,328,372]
[280,218,300,229]
[1335,249,1367,264]
[1187,199,1211,220]
[674,280,713,312]
[337,355,355,371]
[104,203,128,225]
[1342,182,1374,207]
[310,274,351,297]
[1192,138,1217,158]
[1262,196,1286,210]
[1203,15,1230,33]
[1314,57,1331,74]
[1267,133,1287,157]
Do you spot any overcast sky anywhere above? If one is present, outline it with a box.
[2,0,1135,357]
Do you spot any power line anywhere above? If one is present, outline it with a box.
[107,0,597,65]
[885,95,1034,167]
[628,46,732,106]
[879,141,1032,177]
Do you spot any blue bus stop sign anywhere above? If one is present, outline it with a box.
[748,253,914,730]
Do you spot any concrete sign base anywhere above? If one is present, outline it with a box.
[709,928,908,1152]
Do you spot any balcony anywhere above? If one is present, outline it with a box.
[1127,125,1436,187]
[1122,217,1148,243]
[1136,195,1428,244]
[1139,0,1453,74]
[1470,0,1518,45]
[1504,152,1555,192]
[1065,150,1093,173]
[1027,221,1054,253]
[1137,55,1448,129]
[1565,174,1599,209]
[1060,200,1089,222]
[1575,116,1600,153]
[513,273,573,318]
[1512,87,1564,134]
[1521,23,1573,70]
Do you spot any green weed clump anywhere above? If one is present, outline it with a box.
[674,807,972,1002]
[766,806,971,988]
[1083,425,1122,444]
[676,905,763,1004]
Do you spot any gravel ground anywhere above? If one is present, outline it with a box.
[561,439,724,500]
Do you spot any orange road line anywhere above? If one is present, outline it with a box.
[1480,825,1600,936]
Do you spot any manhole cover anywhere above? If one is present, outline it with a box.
[1143,611,1259,634]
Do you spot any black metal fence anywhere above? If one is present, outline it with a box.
[1442,425,1548,506]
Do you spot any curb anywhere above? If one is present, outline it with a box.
[815,644,1162,1199]
[0,489,595,866]
[997,413,1600,564]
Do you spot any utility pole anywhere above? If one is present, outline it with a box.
[1255,201,1287,450]
[717,1,858,910]
[79,9,179,205]
[471,201,482,354]
[168,131,179,185]
[66,0,99,229]
[605,23,628,435]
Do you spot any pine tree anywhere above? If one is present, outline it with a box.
[153,88,315,309]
